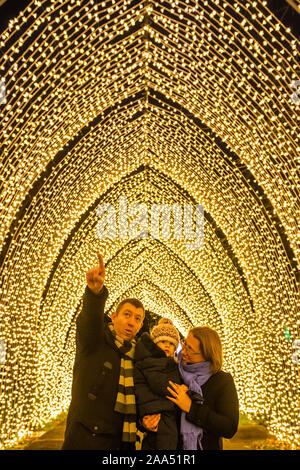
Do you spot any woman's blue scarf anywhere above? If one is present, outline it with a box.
[178,351,212,450]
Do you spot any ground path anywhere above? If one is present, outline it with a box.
[15,416,274,450]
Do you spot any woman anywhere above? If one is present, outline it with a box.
[166,326,239,450]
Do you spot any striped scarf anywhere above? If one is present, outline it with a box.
[108,323,137,443]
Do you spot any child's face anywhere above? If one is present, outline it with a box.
[156,340,176,357]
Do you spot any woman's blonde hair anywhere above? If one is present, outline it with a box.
[189,326,223,374]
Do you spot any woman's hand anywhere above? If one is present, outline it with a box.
[166,381,192,413]
[142,414,161,432]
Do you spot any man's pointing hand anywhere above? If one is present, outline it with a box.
[86,252,105,294]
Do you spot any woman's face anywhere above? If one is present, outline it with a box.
[181,333,205,364]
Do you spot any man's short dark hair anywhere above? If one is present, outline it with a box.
[116,298,145,317]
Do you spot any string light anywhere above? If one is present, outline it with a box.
[0,0,299,449]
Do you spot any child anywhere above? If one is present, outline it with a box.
[134,318,182,450]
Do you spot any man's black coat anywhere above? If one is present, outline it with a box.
[62,285,131,450]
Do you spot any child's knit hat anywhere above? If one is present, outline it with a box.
[150,318,180,348]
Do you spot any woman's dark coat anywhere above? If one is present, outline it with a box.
[184,370,239,450]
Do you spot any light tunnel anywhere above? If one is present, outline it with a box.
[0,0,299,448]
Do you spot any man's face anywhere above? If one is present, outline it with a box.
[111,302,144,341]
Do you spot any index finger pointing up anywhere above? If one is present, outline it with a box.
[97,252,105,272]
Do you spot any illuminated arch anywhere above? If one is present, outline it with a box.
[0,0,299,448]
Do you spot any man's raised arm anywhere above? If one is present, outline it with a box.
[76,252,108,352]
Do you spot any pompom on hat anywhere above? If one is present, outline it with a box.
[150,318,180,349]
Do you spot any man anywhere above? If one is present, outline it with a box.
[61,252,145,450]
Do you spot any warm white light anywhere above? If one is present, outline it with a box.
[0,0,299,449]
